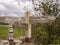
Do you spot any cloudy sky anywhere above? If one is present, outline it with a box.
[0,0,60,16]
[0,0,34,16]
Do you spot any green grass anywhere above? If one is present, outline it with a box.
[0,25,25,40]
[14,28,25,39]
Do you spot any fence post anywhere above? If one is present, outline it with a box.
[8,23,14,45]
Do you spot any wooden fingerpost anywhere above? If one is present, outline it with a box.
[25,11,32,45]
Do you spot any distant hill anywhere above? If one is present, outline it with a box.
[0,16,18,23]
[0,17,6,22]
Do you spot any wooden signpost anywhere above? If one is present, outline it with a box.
[23,11,55,45]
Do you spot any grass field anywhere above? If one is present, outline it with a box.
[0,25,25,40]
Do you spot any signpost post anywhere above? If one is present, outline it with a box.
[25,11,32,45]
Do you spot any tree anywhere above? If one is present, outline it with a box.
[32,0,60,16]
[32,23,48,45]
[31,0,60,45]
